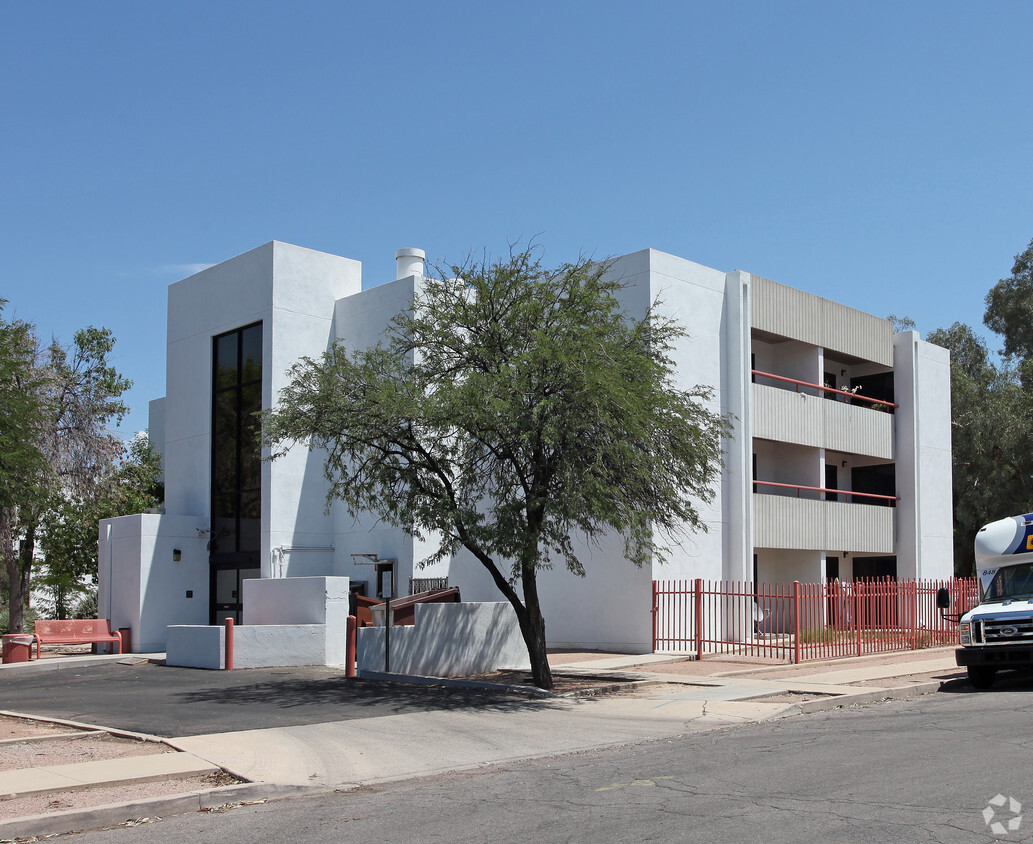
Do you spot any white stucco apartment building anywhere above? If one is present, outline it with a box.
[98,241,953,654]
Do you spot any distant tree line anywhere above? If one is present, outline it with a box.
[927,237,1033,576]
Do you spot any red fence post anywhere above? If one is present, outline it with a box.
[854,584,862,657]
[694,578,703,662]
[910,581,919,650]
[792,581,801,664]
[346,614,357,678]
[651,581,658,652]
[224,617,234,671]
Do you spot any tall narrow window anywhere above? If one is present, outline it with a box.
[211,323,263,555]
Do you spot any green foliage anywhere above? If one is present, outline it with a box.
[984,237,1033,374]
[37,435,163,619]
[0,311,131,631]
[266,247,731,688]
[930,246,1033,576]
[887,314,916,333]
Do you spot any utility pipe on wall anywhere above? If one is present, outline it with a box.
[271,545,335,578]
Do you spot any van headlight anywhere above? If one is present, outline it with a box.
[960,622,972,645]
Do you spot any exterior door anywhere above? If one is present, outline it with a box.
[211,561,260,625]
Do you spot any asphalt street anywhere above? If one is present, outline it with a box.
[61,682,1033,843]
[0,662,552,737]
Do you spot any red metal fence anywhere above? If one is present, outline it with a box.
[652,577,980,663]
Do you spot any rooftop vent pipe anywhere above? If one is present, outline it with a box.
[396,248,425,279]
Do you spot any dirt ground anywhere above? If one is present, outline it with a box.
[0,716,245,821]
[0,730,168,772]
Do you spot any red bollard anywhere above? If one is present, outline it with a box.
[346,615,357,678]
[224,617,234,671]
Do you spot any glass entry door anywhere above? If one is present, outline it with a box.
[211,563,260,625]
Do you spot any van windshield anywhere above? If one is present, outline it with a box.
[985,563,1033,603]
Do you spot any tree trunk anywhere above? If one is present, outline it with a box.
[7,527,34,634]
[456,531,555,690]
[517,563,553,690]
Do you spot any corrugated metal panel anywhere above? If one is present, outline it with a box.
[752,385,894,459]
[753,384,823,447]
[750,276,893,365]
[822,398,894,459]
[754,495,895,553]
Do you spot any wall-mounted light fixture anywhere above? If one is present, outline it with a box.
[842,460,848,467]
[172,548,182,562]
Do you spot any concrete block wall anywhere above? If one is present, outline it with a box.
[357,602,529,676]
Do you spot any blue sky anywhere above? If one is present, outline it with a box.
[2,1,1031,435]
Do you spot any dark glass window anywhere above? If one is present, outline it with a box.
[211,322,263,554]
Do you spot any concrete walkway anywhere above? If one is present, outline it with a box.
[0,752,218,800]
[0,647,966,839]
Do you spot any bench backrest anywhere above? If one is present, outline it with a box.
[34,619,115,637]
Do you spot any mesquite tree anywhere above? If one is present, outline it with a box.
[265,248,729,689]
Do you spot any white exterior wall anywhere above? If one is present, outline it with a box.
[98,513,208,652]
[267,246,362,579]
[147,398,166,473]
[641,251,737,582]
[756,548,822,584]
[328,275,422,591]
[893,332,953,579]
[162,241,359,578]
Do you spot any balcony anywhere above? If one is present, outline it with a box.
[752,371,895,459]
[753,482,897,553]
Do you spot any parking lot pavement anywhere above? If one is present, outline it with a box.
[0,662,554,738]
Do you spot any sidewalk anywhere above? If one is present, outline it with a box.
[0,647,966,840]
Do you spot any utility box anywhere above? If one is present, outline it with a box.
[2,634,34,663]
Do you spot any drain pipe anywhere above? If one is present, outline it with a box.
[270,545,335,578]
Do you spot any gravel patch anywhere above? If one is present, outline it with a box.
[0,715,77,741]
[0,733,169,772]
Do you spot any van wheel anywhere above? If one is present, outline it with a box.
[967,666,997,689]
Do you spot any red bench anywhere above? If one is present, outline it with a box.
[33,619,122,660]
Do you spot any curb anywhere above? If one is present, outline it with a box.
[0,710,167,745]
[0,782,318,841]
[792,679,945,715]
[709,646,959,679]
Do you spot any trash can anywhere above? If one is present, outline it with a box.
[2,634,34,664]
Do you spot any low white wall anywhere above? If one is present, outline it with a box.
[243,576,350,624]
[233,624,332,668]
[166,625,224,669]
[165,623,345,670]
[166,577,353,669]
[357,602,529,676]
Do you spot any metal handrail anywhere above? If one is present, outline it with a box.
[751,369,899,409]
[753,480,900,504]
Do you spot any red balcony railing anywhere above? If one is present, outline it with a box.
[751,369,898,410]
[753,480,899,506]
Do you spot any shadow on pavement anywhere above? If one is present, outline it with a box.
[0,662,558,737]
[938,669,1033,694]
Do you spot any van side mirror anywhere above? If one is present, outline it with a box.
[936,587,950,609]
